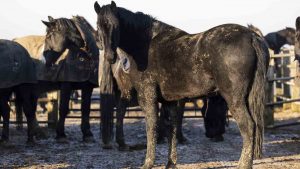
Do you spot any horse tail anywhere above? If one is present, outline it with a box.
[100,59,115,146]
[249,35,269,159]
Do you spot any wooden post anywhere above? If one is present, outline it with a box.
[47,91,59,129]
[265,58,275,127]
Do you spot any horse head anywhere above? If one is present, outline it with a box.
[94,1,119,64]
[41,16,85,66]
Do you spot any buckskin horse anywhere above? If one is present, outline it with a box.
[94,1,268,169]
[41,16,99,143]
[0,39,38,144]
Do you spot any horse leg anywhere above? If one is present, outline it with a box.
[15,93,23,130]
[56,83,71,143]
[222,94,254,169]
[203,95,227,142]
[157,103,168,144]
[0,89,12,143]
[176,100,187,144]
[17,84,38,144]
[81,84,94,142]
[166,102,178,169]
[138,85,158,169]
[116,98,129,151]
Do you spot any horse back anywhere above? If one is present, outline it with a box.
[146,24,261,100]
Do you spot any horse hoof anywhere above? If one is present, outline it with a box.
[35,129,48,140]
[102,143,113,149]
[83,136,95,143]
[165,162,178,169]
[178,137,189,144]
[0,139,15,148]
[26,139,36,146]
[210,135,224,142]
[118,144,130,151]
[56,137,69,144]
[141,163,154,169]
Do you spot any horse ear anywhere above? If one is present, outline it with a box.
[94,1,101,14]
[48,16,54,22]
[296,17,300,30]
[42,20,53,27]
[111,1,117,11]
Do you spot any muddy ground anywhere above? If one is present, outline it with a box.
[0,110,300,169]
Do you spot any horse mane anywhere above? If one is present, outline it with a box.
[47,17,77,33]
[72,15,99,58]
[117,7,154,30]
[277,27,295,37]
[100,4,154,31]
[72,15,96,33]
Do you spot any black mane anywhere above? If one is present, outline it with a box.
[117,7,154,30]
[73,15,95,33]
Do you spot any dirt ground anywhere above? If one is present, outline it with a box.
[0,109,300,169]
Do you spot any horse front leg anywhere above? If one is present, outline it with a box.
[116,98,129,151]
[56,83,71,143]
[138,85,158,169]
[81,84,94,142]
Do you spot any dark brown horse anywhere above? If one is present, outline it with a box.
[94,1,268,169]
[41,16,99,142]
[0,39,38,144]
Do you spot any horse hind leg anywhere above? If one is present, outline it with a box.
[165,102,178,169]
[223,95,255,169]
[17,84,38,144]
[81,84,94,143]
[0,89,12,143]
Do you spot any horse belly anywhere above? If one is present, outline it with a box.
[159,70,214,101]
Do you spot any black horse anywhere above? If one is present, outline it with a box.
[94,1,268,169]
[41,16,99,142]
[265,27,295,54]
[0,39,38,144]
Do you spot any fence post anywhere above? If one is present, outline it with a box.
[47,91,59,129]
[265,58,275,127]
